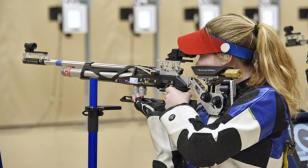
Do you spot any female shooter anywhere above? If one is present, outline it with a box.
[133,14,299,168]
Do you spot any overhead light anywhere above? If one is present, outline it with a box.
[184,0,221,30]
[259,0,279,30]
[62,0,88,34]
[119,0,157,34]
[133,3,157,34]
[198,0,220,28]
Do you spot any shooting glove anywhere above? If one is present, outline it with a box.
[134,97,165,118]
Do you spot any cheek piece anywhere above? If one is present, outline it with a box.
[177,29,254,62]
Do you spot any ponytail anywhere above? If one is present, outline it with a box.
[248,24,300,114]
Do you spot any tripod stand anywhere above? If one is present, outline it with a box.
[85,79,121,168]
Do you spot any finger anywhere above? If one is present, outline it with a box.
[165,86,175,93]
[165,103,170,110]
[165,93,171,102]
[165,87,170,93]
[132,95,136,102]
[187,93,192,99]
[138,92,145,98]
[132,93,141,102]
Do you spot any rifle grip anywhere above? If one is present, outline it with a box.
[173,84,189,92]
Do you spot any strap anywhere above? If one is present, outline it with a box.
[0,152,2,168]
[285,108,296,155]
[283,147,289,168]
[276,94,296,156]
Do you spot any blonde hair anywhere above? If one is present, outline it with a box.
[205,14,300,114]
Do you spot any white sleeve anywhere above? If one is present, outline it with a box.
[147,116,175,168]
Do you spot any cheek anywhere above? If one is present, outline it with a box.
[197,56,225,66]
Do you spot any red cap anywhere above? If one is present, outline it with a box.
[177,29,255,61]
[177,29,224,56]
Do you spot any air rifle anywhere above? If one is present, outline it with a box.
[284,26,308,47]
[283,26,308,83]
[22,43,240,115]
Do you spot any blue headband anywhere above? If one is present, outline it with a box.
[220,41,254,61]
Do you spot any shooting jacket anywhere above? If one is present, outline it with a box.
[147,82,291,168]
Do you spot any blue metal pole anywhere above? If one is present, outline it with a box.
[0,152,3,168]
[89,79,98,168]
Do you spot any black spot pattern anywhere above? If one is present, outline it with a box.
[152,160,167,168]
[177,128,242,167]
[189,114,232,131]
[171,151,186,168]
[232,139,272,168]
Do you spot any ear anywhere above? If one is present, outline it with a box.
[219,54,232,65]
